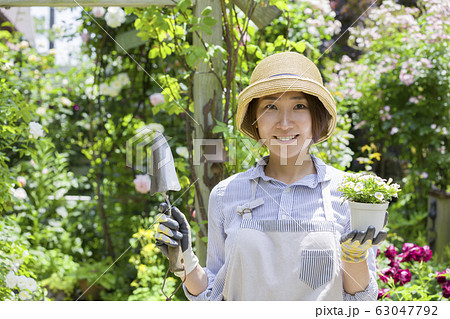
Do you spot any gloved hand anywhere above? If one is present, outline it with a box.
[155,203,199,278]
[341,226,387,263]
[341,211,389,263]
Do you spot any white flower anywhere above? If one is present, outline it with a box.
[354,182,364,192]
[133,174,151,194]
[110,79,123,93]
[5,271,18,289]
[117,73,131,87]
[374,192,384,201]
[105,7,126,28]
[56,206,68,218]
[29,122,45,138]
[149,93,165,106]
[16,275,29,290]
[92,7,106,18]
[176,146,189,159]
[18,290,31,301]
[61,97,72,107]
[17,176,26,187]
[24,277,38,292]
[36,106,46,115]
[19,41,29,49]
[13,188,27,200]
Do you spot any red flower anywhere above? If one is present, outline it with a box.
[379,266,397,283]
[384,244,398,260]
[410,246,425,262]
[442,282,450,298]
[435,269,450,286]
[395,268,412,286]
[378,288,391,300]
[402,243,416,252]
[422,245,432,262]
[389,258,400,268]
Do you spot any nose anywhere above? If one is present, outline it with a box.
[276,108,294,130]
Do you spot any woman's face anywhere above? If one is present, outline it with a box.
[255,91,313,161]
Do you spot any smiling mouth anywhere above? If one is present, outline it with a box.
[275,134,299,141]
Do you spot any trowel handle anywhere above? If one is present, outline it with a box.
[168,245,184,273]
[161,195,185,274]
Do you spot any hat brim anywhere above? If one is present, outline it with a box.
[237,76,337,144]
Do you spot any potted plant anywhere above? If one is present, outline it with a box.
[338,173,401,235]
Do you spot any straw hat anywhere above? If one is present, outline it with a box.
[237,52,337,144]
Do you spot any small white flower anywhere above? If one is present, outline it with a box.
[374,192,384,201]
[354,182,364,192]
[13,188,27,200]
[176,146,189,159]
[61,97,72,107]
[29,122,45,139]
[92,7,106,18]
[24,277,38,292]
[16,275,28,290]
[117,73,131,87]
[18,290,31,301]
[5,271,18,289]
[105,7,126,28]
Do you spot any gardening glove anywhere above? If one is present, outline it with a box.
[155,203,199,278]
[340,226,387,263]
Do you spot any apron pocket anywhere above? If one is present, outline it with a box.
[299,249,334,290]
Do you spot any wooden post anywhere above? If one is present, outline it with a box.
[427,188,450,262]
[192,0,223,265]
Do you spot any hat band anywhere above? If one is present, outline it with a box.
[268,73,305,78]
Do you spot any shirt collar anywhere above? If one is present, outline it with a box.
[250,154,332,188]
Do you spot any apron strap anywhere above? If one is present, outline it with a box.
[236,178,264,220]
[320,179,335,222]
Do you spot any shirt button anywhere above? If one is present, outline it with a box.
[281,215,287,220]
[285,187,291,193]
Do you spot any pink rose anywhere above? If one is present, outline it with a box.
[442,282,450,299]
[384,244,397,260]
[378,288,390,300]
[402,243,416,252]
[133,174,151,194]
[395,268,411,285]
[92,7,106,18]
[379,267,397,283]
[149,93,165,106]
[410,246,425,262]
[422,245,432,262]
[436,270,449,285]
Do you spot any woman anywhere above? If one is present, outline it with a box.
[155,52,387,301]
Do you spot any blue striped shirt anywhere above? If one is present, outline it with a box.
[183,155,378,301]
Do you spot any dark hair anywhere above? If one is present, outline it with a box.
[247,92,330,143]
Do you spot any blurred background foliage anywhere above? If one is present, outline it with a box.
[1,0,448,301]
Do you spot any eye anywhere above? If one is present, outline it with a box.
[294,104,308,109]
[264,104,277,110]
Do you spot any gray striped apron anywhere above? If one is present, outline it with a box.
[222,177,344,301]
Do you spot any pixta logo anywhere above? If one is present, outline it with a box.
[126,128,172,174]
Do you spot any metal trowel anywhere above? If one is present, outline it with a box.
[148,131,184,273]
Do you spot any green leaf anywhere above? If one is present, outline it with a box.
[201,6,212,16]
[203,16,217,26]
[294,41,306,53]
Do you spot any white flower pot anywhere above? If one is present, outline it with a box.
[348,201,389,236]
